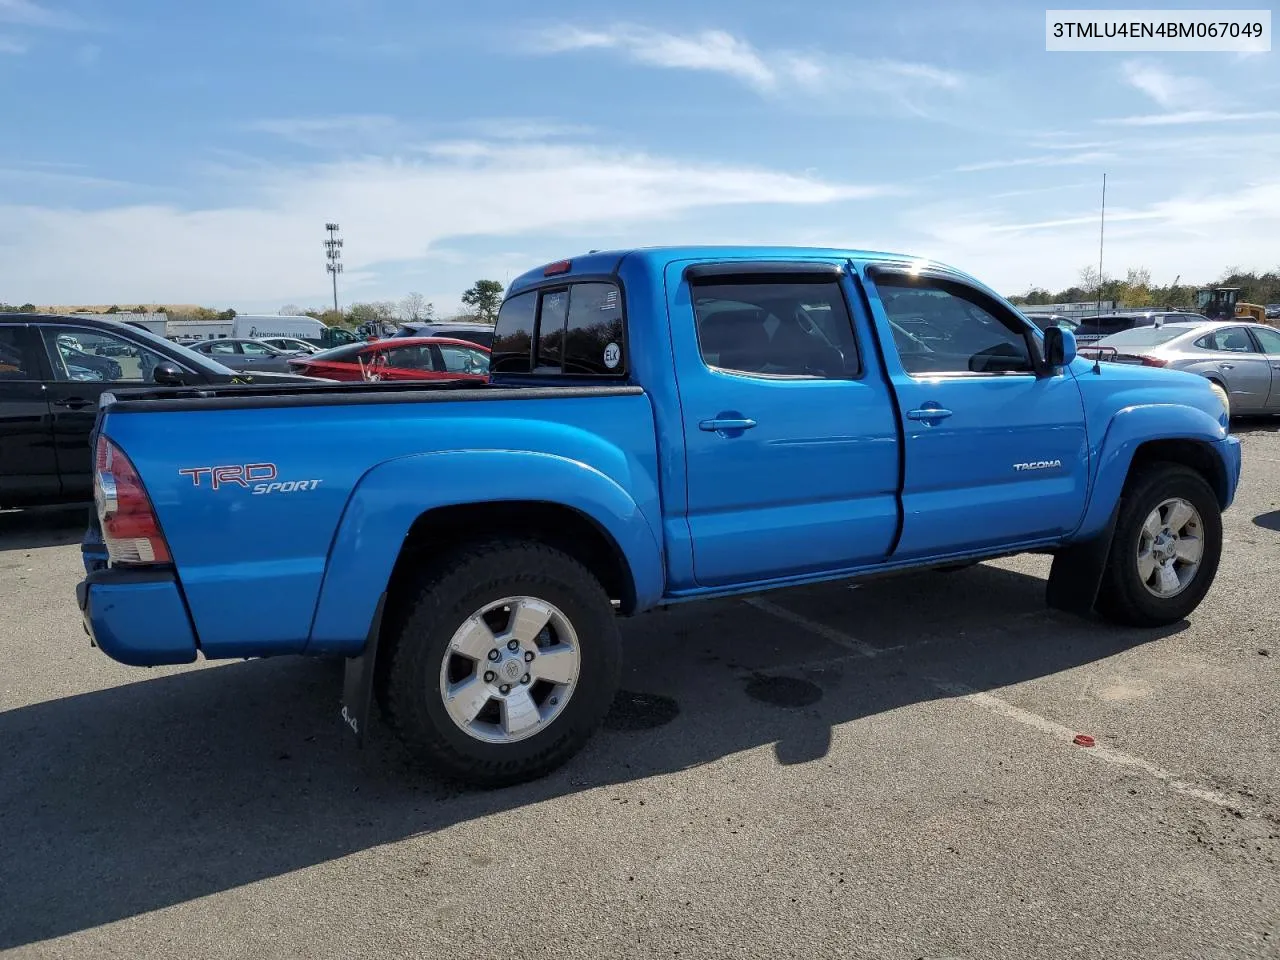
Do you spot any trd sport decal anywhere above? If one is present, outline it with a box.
[179,464,323,495]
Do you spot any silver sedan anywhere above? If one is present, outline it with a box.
[1087,320,1280,417]
[189,337,299,374]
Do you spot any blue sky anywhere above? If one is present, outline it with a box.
[1,0,1277,313]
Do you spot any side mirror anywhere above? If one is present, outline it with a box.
[1044,326,1077,370]
[153,362,185,386]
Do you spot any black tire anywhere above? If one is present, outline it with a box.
[1095,463,1222,627]
[381,538,622,788]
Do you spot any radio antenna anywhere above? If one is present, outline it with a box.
[1093,172,1107,374]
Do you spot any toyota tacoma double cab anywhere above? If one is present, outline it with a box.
[75,246,1241,787]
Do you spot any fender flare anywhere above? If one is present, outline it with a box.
[1077,403,1228,539]
[1049,402,1229,617]
[306,449,664,655]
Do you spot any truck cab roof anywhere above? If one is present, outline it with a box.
[507,246,990,298]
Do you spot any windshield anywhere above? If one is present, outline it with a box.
[1097,327,1188,347]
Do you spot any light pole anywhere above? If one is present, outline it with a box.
[325,223,343,313]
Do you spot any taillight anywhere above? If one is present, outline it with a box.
[94,436,172,566]
[1139,356,1168,367]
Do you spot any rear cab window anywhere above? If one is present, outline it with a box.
[492,280,626,378]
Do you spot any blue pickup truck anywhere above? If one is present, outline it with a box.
[77,246,1241,786]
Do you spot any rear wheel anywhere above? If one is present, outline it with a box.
[381,539,622,788]
[1096,464,1222,627]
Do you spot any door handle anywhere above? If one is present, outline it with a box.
[906,406,953,422]
[53,397,92,410]
[699,417,757,433]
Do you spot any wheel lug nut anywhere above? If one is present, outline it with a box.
[483,670,496,683]
[549,696,558,706]
[487,649,500,662]
[523,650,535,662]
[499,684,511,695]
[520,674,530,685]
[507,639,520,651]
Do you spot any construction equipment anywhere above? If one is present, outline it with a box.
[1195,286,1269,324]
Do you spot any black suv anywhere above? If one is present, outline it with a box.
[1,313,323,509]
[1072,311,1210,344]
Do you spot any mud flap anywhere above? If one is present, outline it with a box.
[1046,506,1119,617]
[340,593,386,746]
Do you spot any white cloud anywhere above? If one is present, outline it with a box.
[0,0,80,29]
[1104,60,1278,127]
[536,24,782,91]
[1099,110,1280,127]
[247,115,401,147]
[954,151,1114,173]
[1121,60,1208,110]
[894,181,1280,293]
[0,139,893,305]
[530,23,964,104]
[459,118,594,141]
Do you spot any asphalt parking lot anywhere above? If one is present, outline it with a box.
[2,427,1279,960]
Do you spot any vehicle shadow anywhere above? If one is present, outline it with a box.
[0,504,89,553]
[1253,510,1280,532]
[0,563,1183,950]
[1230,415,1280,436]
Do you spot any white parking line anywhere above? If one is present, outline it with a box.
[746,597,1255,819]
[744,597,881,658]
[932,681,1254,817]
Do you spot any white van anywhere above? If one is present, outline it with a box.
[231,315,362,349]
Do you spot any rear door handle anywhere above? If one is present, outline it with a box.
[906,407,953,422]
[699,417,757,433]
[53,397,92,410]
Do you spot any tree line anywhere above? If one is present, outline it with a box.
[306,280,507,331]
[2,280,508,329]
[1009,266,1280,310]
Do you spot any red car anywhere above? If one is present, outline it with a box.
[287,336,490,382]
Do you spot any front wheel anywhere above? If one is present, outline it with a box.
[381,539,622,788]
[1096,463,1223,627]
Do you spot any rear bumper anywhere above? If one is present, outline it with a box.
[76,568,199,667]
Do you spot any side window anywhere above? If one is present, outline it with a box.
[0,327,35,380]
[438,345,489,374]
[1219,327,1258,353]
[239,341,275,356]
[383,345,434,370]
[208,341,238,355]
[1200,327,1257,352]
[40,326,168,384]
[1251,327,1280,354]
[875,278,1034,375]
[691,278,859,380]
